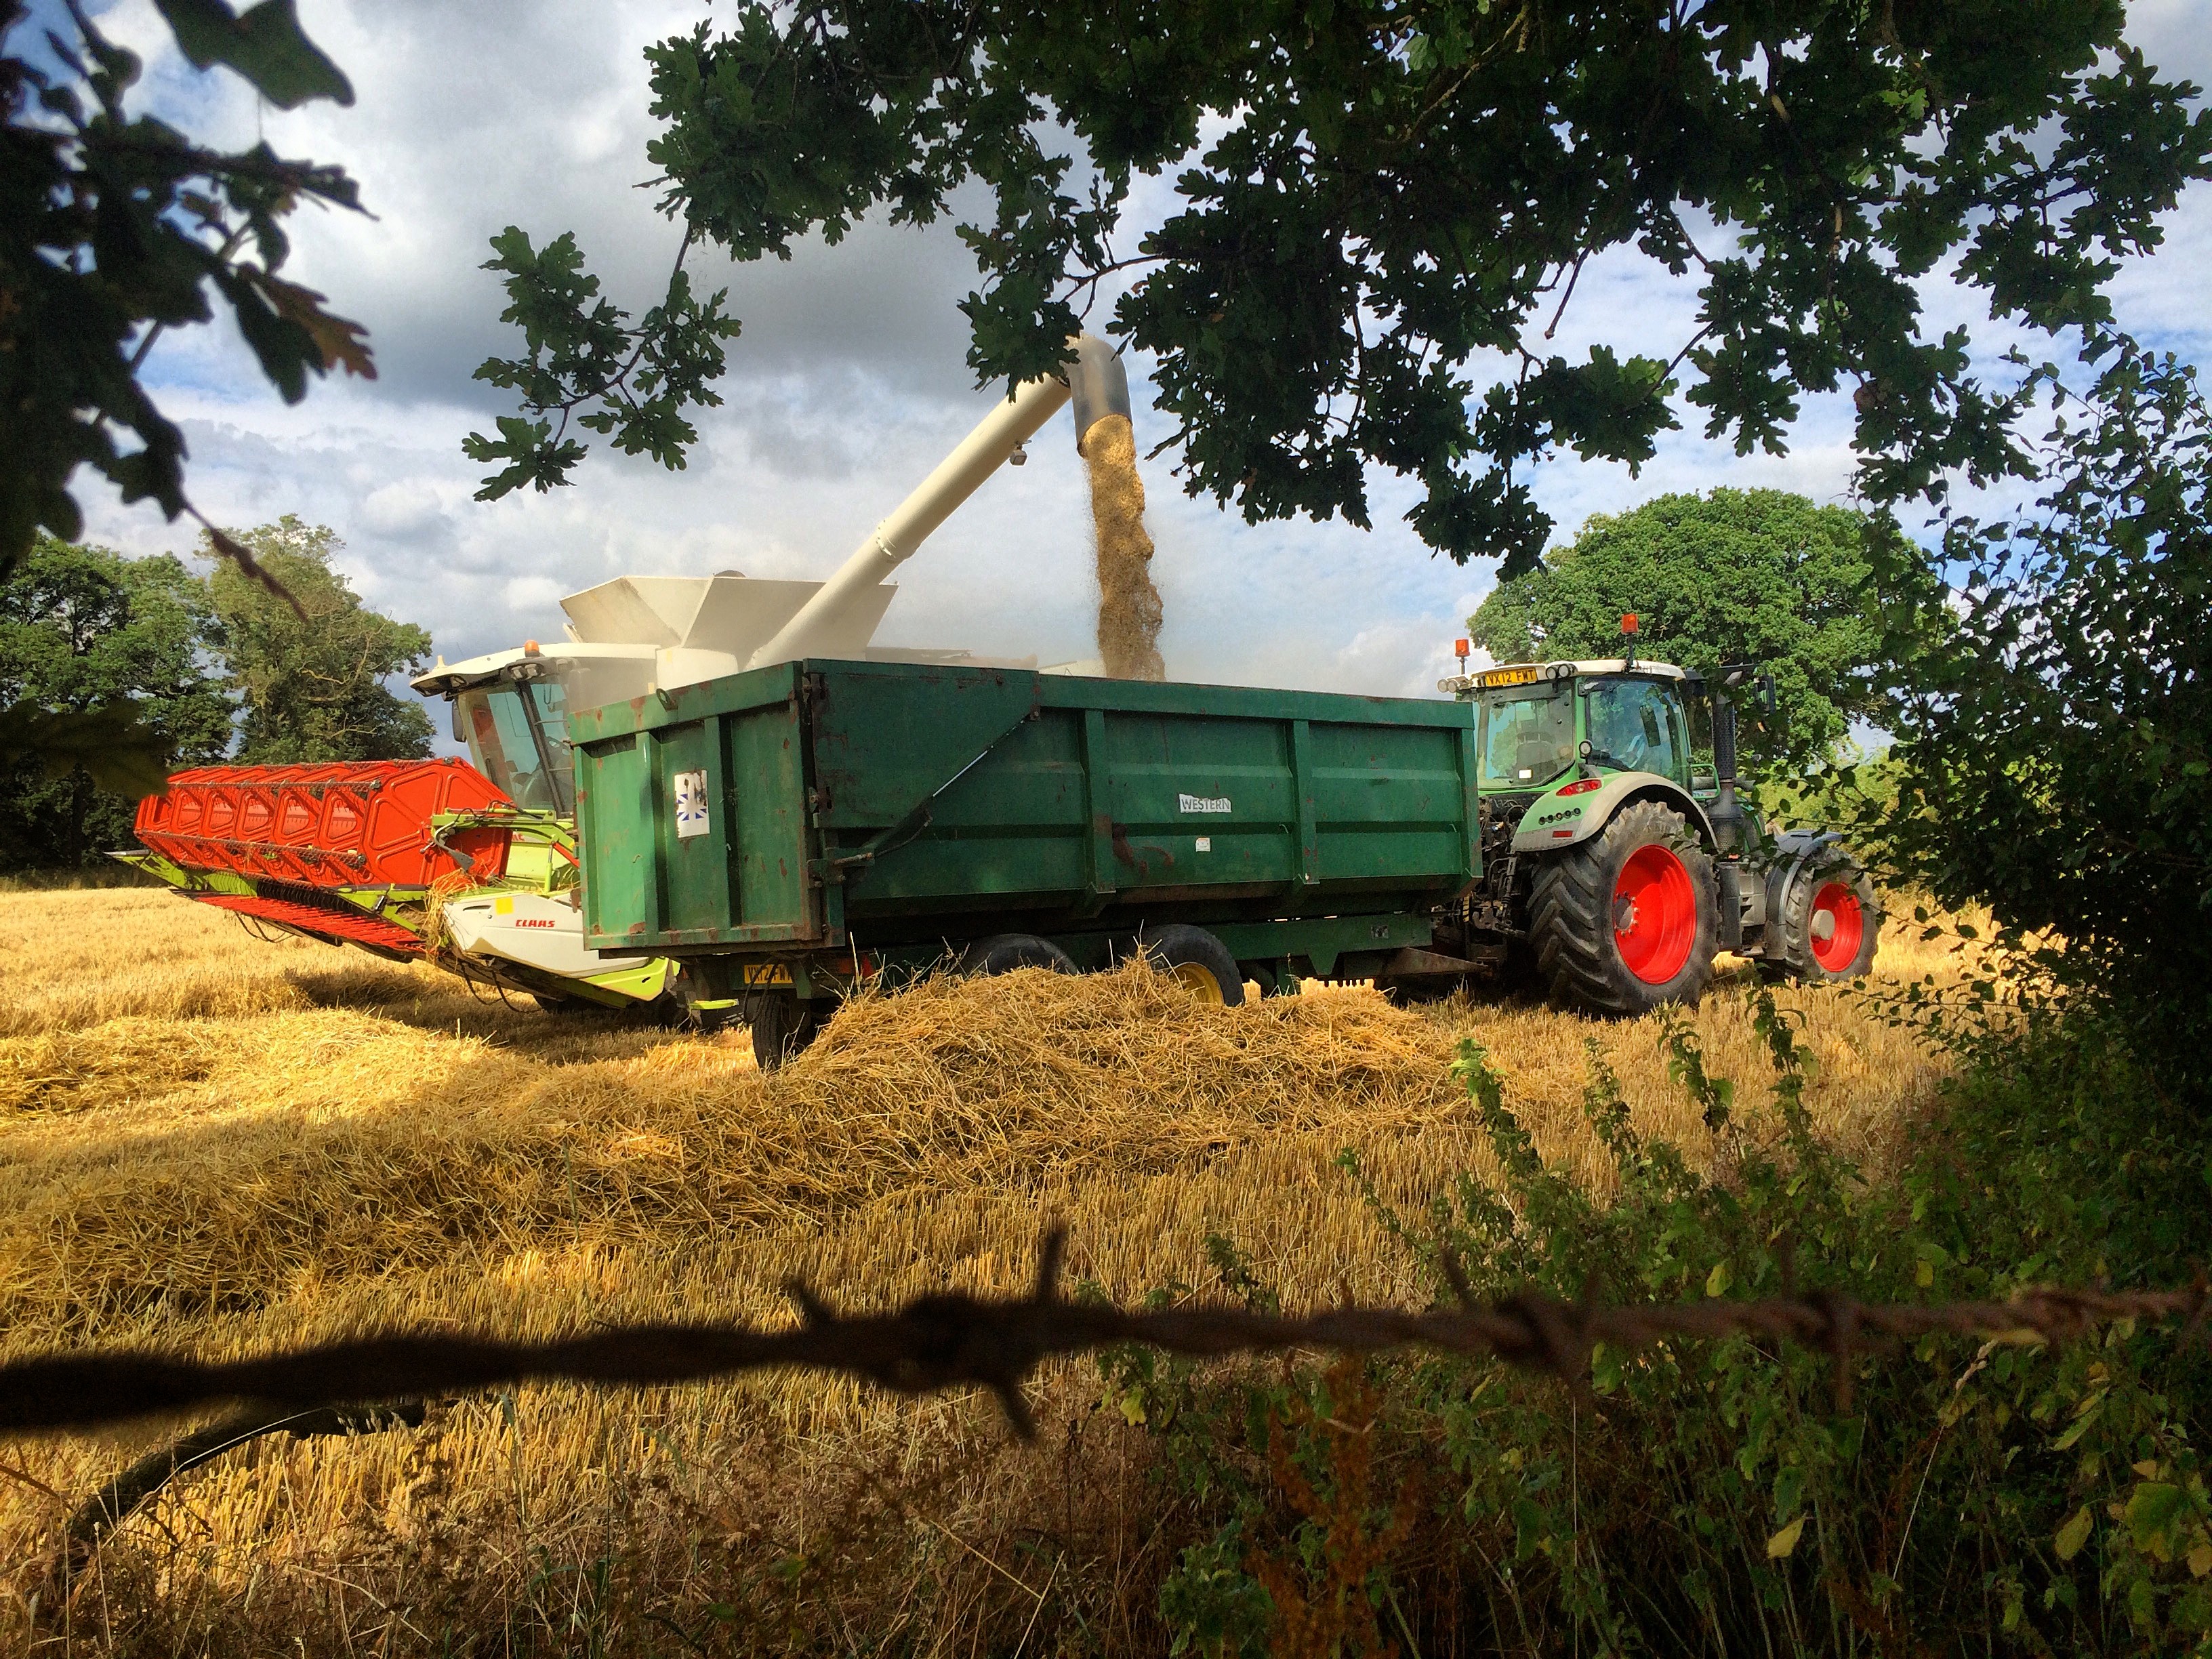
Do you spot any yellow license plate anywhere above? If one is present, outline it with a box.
[1479,664,1544,688]
[739,962,794,987]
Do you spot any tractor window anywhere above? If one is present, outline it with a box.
[455,681,574,813]
[1582,678,1688,785]
[1478,686,1575,788]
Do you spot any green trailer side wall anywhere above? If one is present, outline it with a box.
[570,661,1478,955]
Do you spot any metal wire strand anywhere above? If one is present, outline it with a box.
[3,1229,2203,1442]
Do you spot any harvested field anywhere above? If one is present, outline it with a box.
[0,886,1956,1652]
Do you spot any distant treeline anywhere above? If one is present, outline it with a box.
[0,517,433,872]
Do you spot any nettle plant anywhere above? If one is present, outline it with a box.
[1099,987,2211,1657]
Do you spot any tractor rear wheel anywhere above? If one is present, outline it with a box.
[1528,800,1718,1017]
[1768,853,1881,983]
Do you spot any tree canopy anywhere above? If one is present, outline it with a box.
[1469,488,1902,777]
[0,537,230,869]
[2,0,371,792]
[470,0,2209,579]
[207,518,434,766]
[0,520,438,871]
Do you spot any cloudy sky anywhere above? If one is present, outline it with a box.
[45,1,2212,710]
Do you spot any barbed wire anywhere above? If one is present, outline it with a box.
[4,1231,2203,1442]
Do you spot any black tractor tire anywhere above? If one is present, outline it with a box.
[1528,799,1719,1017]
[749,994,833,1071]
[1125,924,1246,1006]
[1767,852,1881,983]
[958,933,1080,977]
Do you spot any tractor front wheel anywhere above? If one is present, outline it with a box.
[1767,854,1881,983]
[1528,800,1718,1017]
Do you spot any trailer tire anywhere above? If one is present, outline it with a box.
[959,934,1079,977]
[750,994,832,1071]
[1767,853,1881,983]
[1128,925,1246,1006]
[1528,799,1717,1017]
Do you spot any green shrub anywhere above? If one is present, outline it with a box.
[1858,337,2212,1088]
[1104,988,2211,1656]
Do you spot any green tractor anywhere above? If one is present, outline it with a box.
[1429,641,1880,1016]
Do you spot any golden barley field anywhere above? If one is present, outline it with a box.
[0,885,1959,1654]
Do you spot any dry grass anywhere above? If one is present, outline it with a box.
[0,888,1958,1654]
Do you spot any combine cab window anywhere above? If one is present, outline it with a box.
[456,680,574,813]
[1582,678,1688,785]
[1478,685,1575,788]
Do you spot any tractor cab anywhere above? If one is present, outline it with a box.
[1444,653,1774,833]
[1450,657,1706,800]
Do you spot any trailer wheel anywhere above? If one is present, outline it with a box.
[959,934,1079,977]
[1768,853,1881,983]
[1528,799,1717,1017]
[750,994,832,1071]
[1130,925,1246,1006]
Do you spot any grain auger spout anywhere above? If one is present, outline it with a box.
[746,334,1132,670]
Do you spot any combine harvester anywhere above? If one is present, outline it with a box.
[127,336,1879,1062]
[122,339,1132,1019]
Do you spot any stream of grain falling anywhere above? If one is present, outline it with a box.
[1080,413,1166,680]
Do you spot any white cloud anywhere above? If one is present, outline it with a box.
[56,0,2212,709]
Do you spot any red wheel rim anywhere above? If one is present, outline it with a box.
[1612,844,1698,985]
[1808,881,1865,972]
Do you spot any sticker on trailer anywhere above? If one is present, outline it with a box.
[673,770,710,839]
[1177,793,1232,814]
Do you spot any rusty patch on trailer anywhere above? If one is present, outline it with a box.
[1107,820,1174,877]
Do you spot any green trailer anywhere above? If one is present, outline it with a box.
[568,658,1484,1063]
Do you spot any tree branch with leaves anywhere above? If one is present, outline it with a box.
[1,0,370,789]
[466,0,2209,579]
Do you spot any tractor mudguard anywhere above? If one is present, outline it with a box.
[1511,771,1719,857]
[1762,830,1847,921]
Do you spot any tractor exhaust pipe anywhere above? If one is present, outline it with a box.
[1711,692,1743,855]
[747,335,1124,671]
[1708,663,1774,855]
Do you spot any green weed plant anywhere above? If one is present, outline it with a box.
[1102,985,2211,1656]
